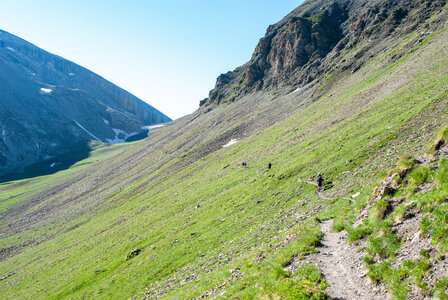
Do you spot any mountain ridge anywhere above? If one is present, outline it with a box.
[0,29,171,177]
[200,0,447,107]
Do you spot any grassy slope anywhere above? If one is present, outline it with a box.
[0,142,130,256]
[1,11,448,300]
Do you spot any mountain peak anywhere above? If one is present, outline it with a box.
[200,0,447,107]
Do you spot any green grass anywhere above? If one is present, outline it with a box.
[428,127,448,156]
[367,255,431,299]
[308,13,325,25]
[434,277,448,299]
[0,142,130,255]
[0,141,128,217]
[346,136,448,298]
[0,11,447,300]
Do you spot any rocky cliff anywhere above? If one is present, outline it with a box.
[201,0,447,106]
[0,30,171,177]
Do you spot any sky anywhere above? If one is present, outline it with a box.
[0,0,303,120]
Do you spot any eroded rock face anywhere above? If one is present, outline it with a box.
[247,2,346,87]
[201,0,447,107]
[0,30,171,177]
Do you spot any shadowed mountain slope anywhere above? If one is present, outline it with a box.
[0,30,171,177]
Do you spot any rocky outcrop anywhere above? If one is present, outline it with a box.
[0,30,171,177]
[201,0,447,107]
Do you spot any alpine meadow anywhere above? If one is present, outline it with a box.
[1,0,448,299]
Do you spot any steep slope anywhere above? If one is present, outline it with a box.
[0,0,447,299]
[201,0,446,106]
[0,30,171,177]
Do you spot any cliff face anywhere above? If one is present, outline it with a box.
[201,0,447,106]
[0,30,171,176]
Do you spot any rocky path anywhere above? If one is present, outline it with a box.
[286,220,387,300]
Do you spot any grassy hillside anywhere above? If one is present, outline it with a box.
[1,5,448,300]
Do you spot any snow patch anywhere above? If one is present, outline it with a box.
[102,118,109,125]
[223,139,239,148]
[293,86,302,93]
[68,72,75,76]
[105,128,136,144]
[6,47,16,52]
[352,192,361,198]
[50,163,56,168]
[113,128,126,136]
[22,122,31,129]
[40,88,53,94]
[74,120,102,142]
[50,142,58,147]
[145,124,165,130]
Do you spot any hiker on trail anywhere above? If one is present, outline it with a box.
[268,162,272,169]
[316,173,324,189]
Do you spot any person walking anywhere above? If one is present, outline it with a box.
[316,173,324,189]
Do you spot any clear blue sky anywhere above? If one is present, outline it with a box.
[0,0,303,120]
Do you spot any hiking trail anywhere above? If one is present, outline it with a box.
[286,220,387,300]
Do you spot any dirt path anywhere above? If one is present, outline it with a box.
[286,220,387,300]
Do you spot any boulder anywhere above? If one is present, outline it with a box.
[126,248,142,260]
